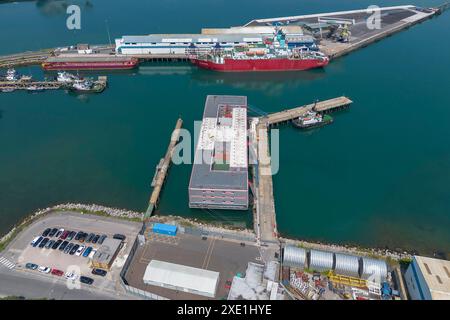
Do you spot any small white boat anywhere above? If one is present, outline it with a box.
[26,85,45,92]
[19,75,32,81]
[5,68,18,81]
[56,71,80,83]
[1,88,15,93]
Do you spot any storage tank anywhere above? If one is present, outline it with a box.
[361,257,388,282]
[334,253,360,278]
[282,245,307,269]
[309,250,334,272]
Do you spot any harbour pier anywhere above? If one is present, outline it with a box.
[261,96,353,127]
[0,80,61,91]
[0,49,52,69]
[253,96,353,244]
[1,5,448,70]
[0,76,108,93]
[145,118,183,219]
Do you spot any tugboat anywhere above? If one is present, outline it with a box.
[70,79,105,93]
[56,71,80,83]
[292,111,333,129]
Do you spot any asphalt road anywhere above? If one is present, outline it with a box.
[0,267,136,300]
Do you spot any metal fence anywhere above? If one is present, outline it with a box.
[120,282,168,300]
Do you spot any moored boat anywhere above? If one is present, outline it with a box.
[292,111,333,129]
[69,79,105,93]
[42,54,139,71]
[190,47,329,72]
[26,85,45,93]
[56,71,80,83]
[5,68,19,81]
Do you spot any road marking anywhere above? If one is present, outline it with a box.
[204,238,216,270]
[0,256,16,270]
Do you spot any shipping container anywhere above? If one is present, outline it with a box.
[152,223,177,236]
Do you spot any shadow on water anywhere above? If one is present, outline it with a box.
[0,1,94,14]
[190,67,327,94]
[35,0,94,16]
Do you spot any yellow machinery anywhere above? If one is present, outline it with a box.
[327,271,368,288]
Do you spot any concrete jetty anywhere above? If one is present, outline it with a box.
[253,97,353,244]
[254,121,278,244]
[145,118,183,219]
[261,96,353,127]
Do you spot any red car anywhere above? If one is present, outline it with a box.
[225,279,233,289]
[60,230,70,240]
[51,268,64,276]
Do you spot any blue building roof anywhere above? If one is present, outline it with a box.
[153,223,177,233]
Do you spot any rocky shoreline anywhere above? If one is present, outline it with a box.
[1,203,414,262]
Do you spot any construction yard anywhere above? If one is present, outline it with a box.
[123,230,262,300]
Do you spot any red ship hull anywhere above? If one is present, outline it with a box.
[191,57,328,72]
[41,59,138,71]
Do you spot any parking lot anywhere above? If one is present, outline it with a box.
[124,231,262,300]
[2,211,142,294]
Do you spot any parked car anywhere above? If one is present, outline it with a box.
[67,231,76,241]
[25,263,38,270]
[38,266,51,274]
[75,231,84,241]
[32,236,43,247]
[92,235,100,244]
[55,228,64,238]
[79,233,88,243]
[60,230,69,240]
[113,234,126,241]
[85,233,95,243]
[52,239,63,250]
[59,240,69,251]
[98,235,107,244]
[82,246,92,257]
[91,268,107,277]
[51,268,64,276]
[88,249,97,259]
[80,276,94,285]
[65,272,78,281]
[42,228,51,237]
[225,279,233,289]
[75,245,85,256]
[39,238,49,248]
[30,236,41,246]
[69,244,79,255]
[48,228,58,237]
[45,240,55,249]
[64,243,74,254]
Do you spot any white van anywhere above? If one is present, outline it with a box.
[30,236,40,246]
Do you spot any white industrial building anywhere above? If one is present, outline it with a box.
[143,260,220,298]
[404,255,450,300]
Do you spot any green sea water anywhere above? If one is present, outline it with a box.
[0,0,449,254]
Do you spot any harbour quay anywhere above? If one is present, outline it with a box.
[1,5,446,70]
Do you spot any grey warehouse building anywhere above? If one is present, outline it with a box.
[189,95,249,210]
